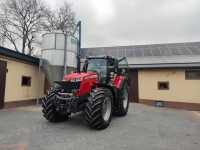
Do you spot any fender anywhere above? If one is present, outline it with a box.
[76,74,98,96]
[113,75,126,89]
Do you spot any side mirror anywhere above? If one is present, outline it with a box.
[82,60,88,72]
[114,60,118,73]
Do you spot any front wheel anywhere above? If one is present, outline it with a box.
[41,89,69,122]
[84,88,113,130]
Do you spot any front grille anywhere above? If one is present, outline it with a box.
[54,95,78,113]
[55,81,80,93]
[55,95,73,105]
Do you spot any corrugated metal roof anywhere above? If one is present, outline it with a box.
[0,46,39,65]
[81,42,200,68]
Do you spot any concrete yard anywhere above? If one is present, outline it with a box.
[0,104,199,150]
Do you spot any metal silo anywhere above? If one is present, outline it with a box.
[41,31,78,85]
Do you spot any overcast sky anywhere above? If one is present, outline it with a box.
[45,0,200,48]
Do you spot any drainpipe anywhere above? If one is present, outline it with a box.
[63,33,67,78]
[77,21,81,73]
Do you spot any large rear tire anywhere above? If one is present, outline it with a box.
[41,89,69,122]
[113,83,129,116]
[84,88,113,130]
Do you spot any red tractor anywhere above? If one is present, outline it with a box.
[41,56,129,130]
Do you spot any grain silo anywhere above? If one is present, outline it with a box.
[41,31,78,85]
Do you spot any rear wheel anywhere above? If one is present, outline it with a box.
[113,83,129,116]
[84,88,113,130]
[41,89,69,122]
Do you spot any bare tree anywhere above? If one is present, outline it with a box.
[0,0,45,54]
[0,17,19,50]
[42,2,76,35]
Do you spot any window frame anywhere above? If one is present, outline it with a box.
[158,81,169,90]
[185,69,200,80]
[21,76,31,87]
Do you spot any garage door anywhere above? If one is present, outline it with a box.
[0,60,7,109]
[128,69,139,103]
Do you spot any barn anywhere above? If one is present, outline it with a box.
[81,42,200,110]
[0,47,45,109]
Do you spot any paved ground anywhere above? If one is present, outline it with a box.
[0,104,200,150]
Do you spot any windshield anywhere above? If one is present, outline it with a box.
[87,59,107,78]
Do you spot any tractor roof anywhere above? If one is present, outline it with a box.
[86,55,115,60]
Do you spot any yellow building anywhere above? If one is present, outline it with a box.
[0,47,45,109]
[134,68,200,110]
[82,42,200,110]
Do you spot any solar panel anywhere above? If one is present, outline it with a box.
[151,48,162,56]
[135,48,143,57]
[189,46,200,55]
[108,48,114,55]
[117,48,124,57]
[125,49,133,57]
[131,47,137,57]
[178,46,191,55]
[81,42,200,58]
[159,47,171,56]
[143,48,152,56]
[171,47,180,55]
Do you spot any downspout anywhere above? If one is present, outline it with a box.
[77,21,81,73]
[63,33,67,77]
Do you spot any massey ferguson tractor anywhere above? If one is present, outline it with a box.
[41,56,129,130]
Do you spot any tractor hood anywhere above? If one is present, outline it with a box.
[63,72,97,81]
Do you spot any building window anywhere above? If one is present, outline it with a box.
[158,82,169,90]
[185,70,200,80]
[21,76,31,86]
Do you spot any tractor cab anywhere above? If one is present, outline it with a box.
[82,56,128,83]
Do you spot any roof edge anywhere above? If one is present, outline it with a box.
[82,41,200,49]
[0,46,39,65]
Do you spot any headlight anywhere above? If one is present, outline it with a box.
[70,78,82,82]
